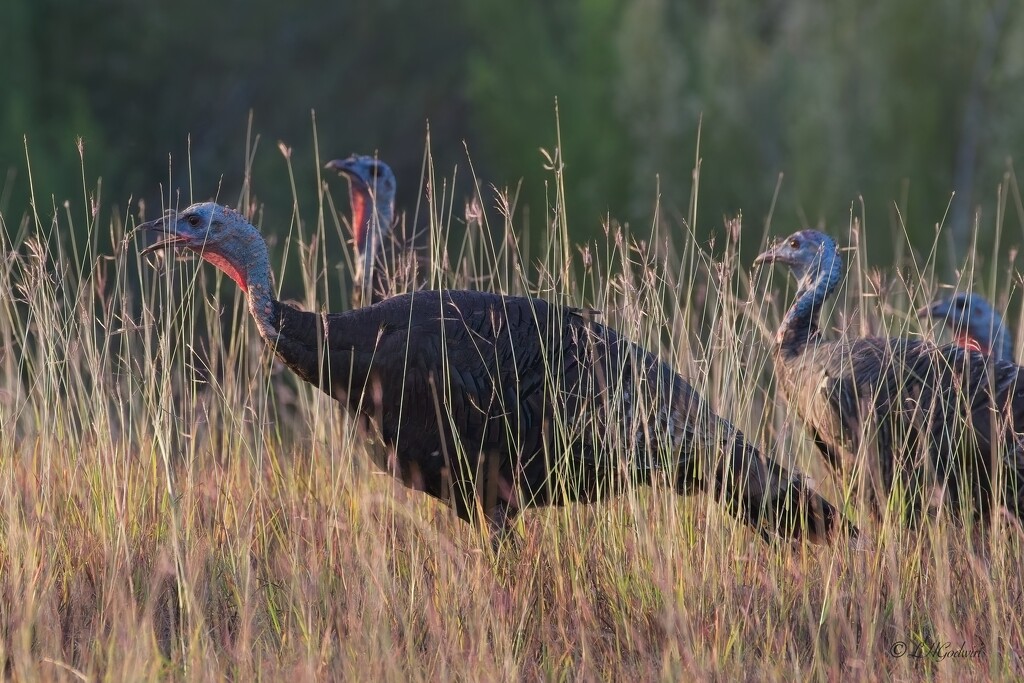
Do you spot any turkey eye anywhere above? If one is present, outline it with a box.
[789,238,800,249]
[187,215,201,227]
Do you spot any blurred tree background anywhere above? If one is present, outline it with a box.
[1,0,1022,277]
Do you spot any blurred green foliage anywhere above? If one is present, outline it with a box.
[2,0,1023,269]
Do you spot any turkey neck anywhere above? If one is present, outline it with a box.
[776,251,843,358]
[239,245,327,388]
[236,242,280,345]
[350,185,393,300]
[991,323,1013,362]
[234,239,322,372]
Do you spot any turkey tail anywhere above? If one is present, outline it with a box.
[708,432,857,545]
[1004,441,1024,524]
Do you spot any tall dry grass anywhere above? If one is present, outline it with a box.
[0,132,1022,681]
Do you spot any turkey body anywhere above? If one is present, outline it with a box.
[140,202,855,544]
[759,229,1024,523]
[277,290,768,521]
[776,334,1024,520]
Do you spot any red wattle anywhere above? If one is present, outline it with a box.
[201,250,249,292]
[350,192,367,250]
[956,334,985,354]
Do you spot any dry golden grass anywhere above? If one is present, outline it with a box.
[0,140,1021,681]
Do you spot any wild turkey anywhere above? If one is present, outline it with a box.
[325,154,424,306]
[138,202,856,545]
[918,292,1013,362]
[755,229,1024,524]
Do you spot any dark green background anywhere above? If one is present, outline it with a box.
[2,0,1021,276]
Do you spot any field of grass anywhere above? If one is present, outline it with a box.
[1,140,1022,681]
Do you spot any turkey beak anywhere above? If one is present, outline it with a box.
[753,244,779,268]
[916,301,950,321]
[138,213,186,256]
[325,158,356,179]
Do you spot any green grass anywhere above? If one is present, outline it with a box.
[0,131,1021,681]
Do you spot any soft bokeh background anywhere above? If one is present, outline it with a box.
[2,0,1022,275]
